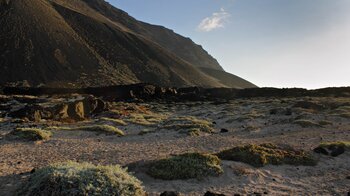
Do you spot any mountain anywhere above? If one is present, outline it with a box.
[0,0,256,88]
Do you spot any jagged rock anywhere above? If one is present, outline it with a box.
[313,145,345,157]
[330,146,345,157]
[160,191,182,196]
[67,101,85,121]
[204,191,226,196]
[9,96,107,122]
[9,105,44,122]
[313,147,329,155]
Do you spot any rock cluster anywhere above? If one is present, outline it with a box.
[8,96,107,122]
[3,85,350,103]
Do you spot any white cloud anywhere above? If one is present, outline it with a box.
[197,8,231,32]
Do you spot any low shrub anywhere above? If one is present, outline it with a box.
[293,119,321,128]
[79,125,125,136]
[17,161,145,196]
[49,125,124,136]
[162,116,214,134]
[8,128,52,141]
[217,143,317,167]
[147,153,223,180]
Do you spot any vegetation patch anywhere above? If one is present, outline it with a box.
[216,143,317,167]
[49,125,124,136]
[318,120,333,126]
[162,116,214,134]
[293,119,321,128]
[78,125,124,136]
[125,113,166,126]
[319,141,350,149]
[17,161,145,196]
[147,153,223,180]
[8,128,52,141]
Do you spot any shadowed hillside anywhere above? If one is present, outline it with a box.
[0,0,256,88]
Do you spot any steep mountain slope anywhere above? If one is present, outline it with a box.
[0,0,256,88]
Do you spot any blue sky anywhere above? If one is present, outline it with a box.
[108,0,350,89]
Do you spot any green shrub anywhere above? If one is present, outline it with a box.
[187,128,201,136]
[8,128,52,141]
[319,141,350,149]
[100,117,128,126]
[216,143,317,167]
[48,125,124,136]
[17,161,145,196]
[79,125,124,136]
[293,119,321,128]
[163,116,214,134]
[147,153,223,180]
[318,120,333,126]
[125,113,167,126]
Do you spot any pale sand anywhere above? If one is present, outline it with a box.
[0,97,349,195]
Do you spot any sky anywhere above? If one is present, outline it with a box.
[108,0,350,89]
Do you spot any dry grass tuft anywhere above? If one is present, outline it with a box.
[8,128,52,141]
[17,161,145,196]
[147,153,223,180]
[217,143,317,167]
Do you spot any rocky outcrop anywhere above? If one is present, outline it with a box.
[160,191,182,196]
[204,191,226,196]
[2,85,350,103]
[8,96,107,122]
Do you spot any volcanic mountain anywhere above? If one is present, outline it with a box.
[0,0,256,88]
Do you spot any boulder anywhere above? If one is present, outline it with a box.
[67,101,85,121]
[329,146,345,157]
[313,147,329,155]
[9,96,107,122]
[313,145,345,157]
[9,105,44,122]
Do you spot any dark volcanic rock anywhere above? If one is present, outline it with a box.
[329,146,345,157]
[204,191,226,196]
[9,105,44,122]
[2,85,350,103]
[313,147,329,155]
[9,96,107,122]
[160,191,182,196]
[314,145,345,157]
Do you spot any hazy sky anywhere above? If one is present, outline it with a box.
[109,0,350,89]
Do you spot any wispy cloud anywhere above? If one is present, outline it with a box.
[197,8,231,32]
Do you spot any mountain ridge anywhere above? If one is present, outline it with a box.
[0,0,256,88]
